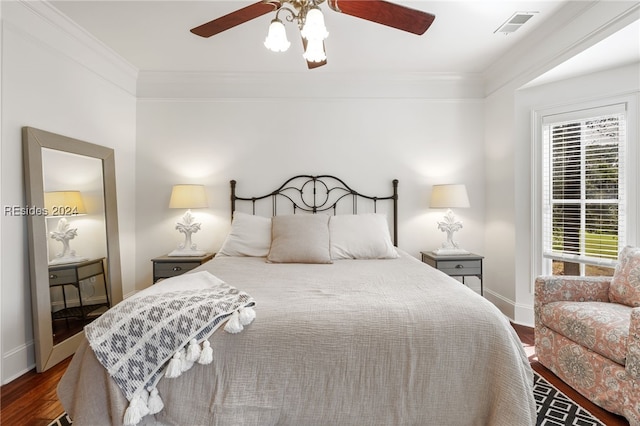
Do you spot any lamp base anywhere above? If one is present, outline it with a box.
[432,247,470,255]
[49,255,89,265]
[168,248,207,257]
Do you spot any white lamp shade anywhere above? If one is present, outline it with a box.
[429,184,470,209]
[169,184,208,209]
[303,38,326,62]
[301,8,329,41]
[264,19,291,52]
[45,191,87,216]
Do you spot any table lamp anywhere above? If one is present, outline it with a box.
[429,184,470,255]
[45,190,88,264]
[168,184,208,256]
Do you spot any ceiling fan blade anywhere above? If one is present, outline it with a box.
[190,1,281,38]
[327,0,435,35]
[301,37,327,69]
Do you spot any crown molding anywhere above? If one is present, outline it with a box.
[137,70,485,100]
[3,0,138,95]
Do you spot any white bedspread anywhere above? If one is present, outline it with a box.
[59,250,536,425]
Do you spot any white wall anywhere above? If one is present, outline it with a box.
[0,1,137,383]
[483,0,640,326]
[511,63,640,324]
[135,90,486,288]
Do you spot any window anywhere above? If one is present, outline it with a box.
[541,104,627,276]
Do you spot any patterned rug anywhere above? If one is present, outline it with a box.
[534,371,605,426]
[48,371,605,426]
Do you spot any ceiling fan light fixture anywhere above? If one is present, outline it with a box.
[264,18,291,52]
[303,37,326,62]
[301,7,329,41]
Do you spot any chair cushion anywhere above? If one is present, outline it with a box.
[540,301,631,366]
[610,246,640,307]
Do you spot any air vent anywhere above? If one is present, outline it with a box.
[494,12,538,34]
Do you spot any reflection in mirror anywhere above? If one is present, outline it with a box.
[42,150,111,345]
[23,127,122,372]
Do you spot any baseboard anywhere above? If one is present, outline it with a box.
[2,341,35,385]
[484,288,534,327]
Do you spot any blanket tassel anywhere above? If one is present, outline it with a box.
[179,348,194,372]
[239,306,256,326]
[198,341,213,365]
[185,338,201,362]
[124,393,147,426]
[165,352,183,378]
[147,387,164,415]
[224,310,244,334]
[138,389,150,417]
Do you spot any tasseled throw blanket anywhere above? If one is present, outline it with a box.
[84,271,256,425]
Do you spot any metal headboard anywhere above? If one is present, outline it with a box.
[230,175,399,246]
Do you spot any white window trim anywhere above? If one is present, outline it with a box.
[531,93,639,284]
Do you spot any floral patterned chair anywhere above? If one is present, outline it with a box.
[535,246,640,425]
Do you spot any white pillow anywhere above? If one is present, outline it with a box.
[329,214,398,260]
[218,212,271,257]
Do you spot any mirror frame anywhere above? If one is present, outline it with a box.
[23,126,123,372]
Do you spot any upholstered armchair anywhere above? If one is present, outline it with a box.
[534,246,640,425]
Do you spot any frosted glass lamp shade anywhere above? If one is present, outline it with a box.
[301,8,329,41]
[169,185,208,209]
[429,184,470,209]
[264,19,291,52]
[303,38,326,62]
[45,191,87,216]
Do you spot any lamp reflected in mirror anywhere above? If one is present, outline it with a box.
[168,184,208,257]
[45,191,88,264]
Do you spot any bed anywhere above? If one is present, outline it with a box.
[58,175,536,426]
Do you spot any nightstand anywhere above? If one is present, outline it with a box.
[151,253,215,283]
[420,251,484,296]
[49,257,110,321]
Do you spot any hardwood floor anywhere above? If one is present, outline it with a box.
[0,356,71,426]
[0,324,630,425]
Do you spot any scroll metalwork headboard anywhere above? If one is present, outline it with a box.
[230,175,399,246]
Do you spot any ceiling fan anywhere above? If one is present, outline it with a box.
[190,0,436,69]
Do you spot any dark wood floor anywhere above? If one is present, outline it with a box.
[0,324,630,425]
[0,356,71,426]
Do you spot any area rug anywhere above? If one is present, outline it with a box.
[48,372,605,426]
[47,412,71,426]
[534,371,605,426]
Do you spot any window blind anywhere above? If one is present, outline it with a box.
[542,104,627,266]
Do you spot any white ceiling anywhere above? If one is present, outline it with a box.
[49,0,639,79]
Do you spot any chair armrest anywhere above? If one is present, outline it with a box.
[535,275,612,304]
[627,308,640,379]
[534,276,611,325]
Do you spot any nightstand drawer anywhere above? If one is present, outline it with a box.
[154,262,200,278]
[49,268,77,286]
[77,260,104,281]
[420,251,484,296]
[437,260,481,276]
[151,253,215,283]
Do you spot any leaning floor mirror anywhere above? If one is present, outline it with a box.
[23,127,123,372]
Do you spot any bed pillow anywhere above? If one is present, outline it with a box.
[218,212,272,257]
[267,214,332,264]
[609,245,640,307]
[329,214,398,260]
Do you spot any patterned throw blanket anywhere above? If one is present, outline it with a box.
[84,271,255,425]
